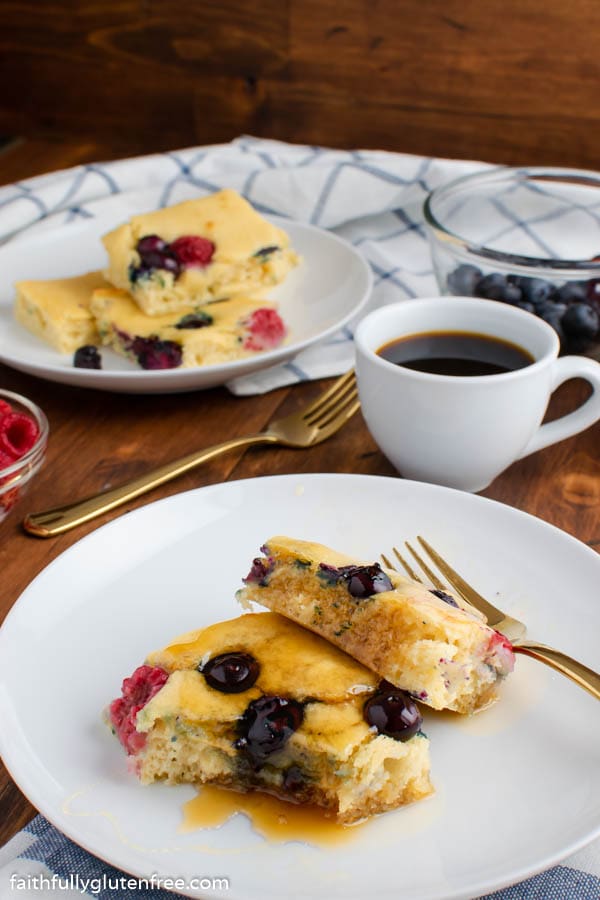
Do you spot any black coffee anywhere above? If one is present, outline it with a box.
[378,330,534,376]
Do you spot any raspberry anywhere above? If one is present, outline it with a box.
[243,308,286,351]
[0,400,12,421]
[0,449,14,471]
[109,665,169,755]
[487,631,515,676]
[489,630,514,654]
[170,235,215,268]
[0,412,39,459]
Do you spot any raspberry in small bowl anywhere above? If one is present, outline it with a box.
[0,389,49,524]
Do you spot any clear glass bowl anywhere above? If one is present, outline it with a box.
[424,166,600,359]
[0,389,49,524]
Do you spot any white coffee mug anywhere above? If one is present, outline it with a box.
[354,296,600,492]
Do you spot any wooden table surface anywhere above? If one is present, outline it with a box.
[1,137,599,848]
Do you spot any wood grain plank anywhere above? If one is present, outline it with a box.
[0,0,599,166]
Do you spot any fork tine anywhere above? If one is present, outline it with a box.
[416,538,531,639]
[417,536,506,624]
[311,396,360,440]
[301,370,356,423]
[380,552,394,570]
[303,378,358,425]
[405,542,447,591]
[390,540,499,627]
[389,542,472,608]
[309,384,359,429]
[390,546,422,582]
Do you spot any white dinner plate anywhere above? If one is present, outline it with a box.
[1,474,599,900]
[0,198,371,393]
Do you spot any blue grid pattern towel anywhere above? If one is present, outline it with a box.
[1,138,599,897]
[1,812,600,899]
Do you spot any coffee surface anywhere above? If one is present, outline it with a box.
[378,330,534,376]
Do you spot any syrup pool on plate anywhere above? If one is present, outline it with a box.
[179,785,366,846]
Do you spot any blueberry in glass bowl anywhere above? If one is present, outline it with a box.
[0,389,49,524]
[423,166,600,359]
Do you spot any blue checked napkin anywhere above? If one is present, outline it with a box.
[1,812,599,899]
[1,138,599,897]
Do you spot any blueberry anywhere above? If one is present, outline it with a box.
[253,245,280,258]
[476,272,521,303]
[200,652,259,694]
[586,279,600,308]
[135,235,181,278]
[235,696,304,768]
[518,277,556,308]
[501,274,524,304]
[158,255,181,276]
[537,302,567,344]
[430,588,459,608]
[364,682,422,742]
[129,258,179,282]
[174,312,214,329]
[73,345,102,369]
[556,282,588,305]
[128,263,143,284]
[137,234,168,256]
[346,565,392,598]
[447,264,482,296]
[536,300,565,318]
[515,300,536,314]
[502,282,523,304]
[137,250,168,270]
[561,302,600,339]
[139,252,179,275]
[129,336,183,369]
[474,272,506,300]
[317,562,393,598]
[243,556,274,586]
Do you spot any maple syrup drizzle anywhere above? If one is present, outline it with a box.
[179,785,365,846]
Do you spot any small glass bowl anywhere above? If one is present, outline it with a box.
[0,389,49,524]
[424,166,600,360]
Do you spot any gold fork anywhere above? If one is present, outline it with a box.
[382,536,600,701]
[24,370,359,538]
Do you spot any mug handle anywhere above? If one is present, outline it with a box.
[517,355,600,459]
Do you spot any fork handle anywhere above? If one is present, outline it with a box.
[23,432,277,538]
[514,641,600,700]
